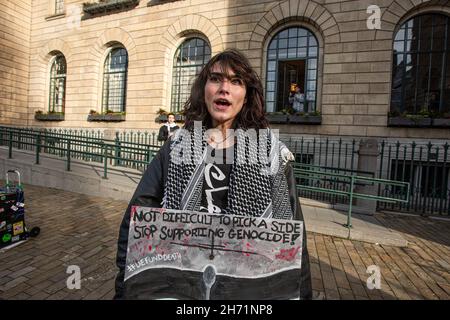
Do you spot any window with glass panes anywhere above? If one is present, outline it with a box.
[266,27,318,113]
[391,14,450,114]
[55,0,64,14]
[102,48,128,113]
[171,38,211,112]
[48,55,66,113]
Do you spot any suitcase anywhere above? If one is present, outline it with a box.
[0,170,29,249]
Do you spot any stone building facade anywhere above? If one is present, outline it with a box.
[0,0,31,126]
[1,0,449,140]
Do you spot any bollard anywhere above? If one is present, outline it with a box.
[344,175,355,229]
[8,131,13,158]
[114,134,121,166]
[35,133,41,165]
[103,144,108,179]
[66,139,71,171]
[355,139,379,215]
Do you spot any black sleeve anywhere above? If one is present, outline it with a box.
[157,126,167,142]
[285,163,313,300]
[113,140,171,299]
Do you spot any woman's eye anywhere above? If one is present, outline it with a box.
[231,78,243,85]
[209,76,220,82]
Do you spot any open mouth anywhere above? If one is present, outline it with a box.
[214,98,232,108]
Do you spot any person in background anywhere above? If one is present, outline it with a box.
[289,85,305,113]
[157,113,179,142]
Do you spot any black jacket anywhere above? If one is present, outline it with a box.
[157,124,180,142]
[114,140,312,299]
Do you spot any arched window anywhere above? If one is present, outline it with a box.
[102,47,128,113]
[266,27,319,113]
[48,54,66,113]
[171,38,211,112]
[391,14,450,114]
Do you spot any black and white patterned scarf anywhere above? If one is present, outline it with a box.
[162,126,294,220]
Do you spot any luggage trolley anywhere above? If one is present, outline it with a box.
[0,170,40,249]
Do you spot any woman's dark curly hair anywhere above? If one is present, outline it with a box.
[183,49,268,130]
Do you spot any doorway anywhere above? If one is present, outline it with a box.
[277,59,306,111]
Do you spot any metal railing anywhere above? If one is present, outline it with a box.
[115,130,163,169]
[294,163,410,228]
[1,126,448,215]
[378,140,450,215]
[284,137,359,206]
[0,127,160,179]
[0,126,164,170]
[286,137,449,216]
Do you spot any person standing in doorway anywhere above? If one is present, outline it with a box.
[289,85,305,113]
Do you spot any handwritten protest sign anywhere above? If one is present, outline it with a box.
[124,206,303,299]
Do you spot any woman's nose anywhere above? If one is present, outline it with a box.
[218,79,230,93]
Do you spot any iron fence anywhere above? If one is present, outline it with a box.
[294,163,410,228]
[0,126,161,175]
[1,126,449,215]
[283,136,360,206]
[115,130,163,170]
[377,140,450,215]
[0,126,163,170]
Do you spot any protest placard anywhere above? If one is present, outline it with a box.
[124,206,303,300]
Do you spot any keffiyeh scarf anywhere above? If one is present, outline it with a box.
[162,126,294,220]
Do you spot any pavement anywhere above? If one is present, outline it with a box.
[301,198,408,247]
[1,182,449,300]
[0,148,449,299]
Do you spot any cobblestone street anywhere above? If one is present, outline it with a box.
[1,183,449,300]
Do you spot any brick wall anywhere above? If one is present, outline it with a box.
[0,0,31,126]
[2,0,450,139]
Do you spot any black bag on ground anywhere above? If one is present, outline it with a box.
[0,170,39,249]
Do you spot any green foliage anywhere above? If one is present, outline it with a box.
[280,108,293,115]
[388,110,401,117]
[291,110,321,117]
[102,110,125,115]
[157,108,168,116]
[417,108,430,117]
[388,108,447,120]
[35,110,64,115]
